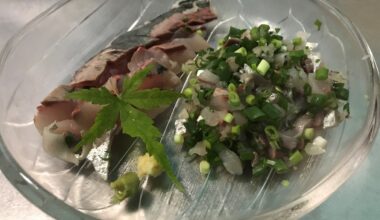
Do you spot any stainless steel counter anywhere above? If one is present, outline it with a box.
[0,0,379,219]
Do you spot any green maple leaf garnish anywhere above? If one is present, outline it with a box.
[66,65,184,192]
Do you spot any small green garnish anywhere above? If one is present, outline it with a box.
[227,83,237,92]
[257,59,270,75]
[314,19,322,31]
[199,160,211,175]
[228,91,241,107]
[281,179,290,187]
[224,113,234,123]
[174,133,184,145]
[250,27,260,40]
[289,150,304,166]
[272,159,289,174]
[293,37,303,46]
[110,172,140,203]
[234,47,248,56]
[304,128,315,140]
[245,94,256,105]
[315,67,329,80]
[183,87,193,98]
[243,106,265,121]
[271,39,283,49]
[231,125,241,135]
[66,65,184,193]
[264,125,279,141]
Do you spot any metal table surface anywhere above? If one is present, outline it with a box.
[0,0,379,219]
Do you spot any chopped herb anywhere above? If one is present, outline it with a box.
[179,23,349,182]
[281,179,290,187]
[252,159,269,177]
[271,39,283,49]
[304,128,315,140]
[183,87,193,98]
[224,113,234,123]
[293,37,303,46]
[289,50,306,59]
[314,19,322,31]
[289,150,304,166]
[245,94,256,105]
[199,160,211,175]
[228,91,241,107]
[243,106,266,121]
[257,59,270,75]
[315,67,329,80]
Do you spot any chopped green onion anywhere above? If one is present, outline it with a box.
[308,94,329,110]
[259,24,270,38]
[250,27,260,40]
[304,83,312,96]
[264,125,279,140]
[289,50,306,59]
[275,27,281,33]
[228,91,241,107]
[251,63,257,72]
[214,60,232,82]
[269,140,280,150]
[203,140,211,149]
[314,19,322,31]
[266,159,276,166]
[315,67,329,80]
[272,159,289,174]
[303,128,315,140]
[292,37,303,46]
[289,150,304,166]
[271,39,282,49]
[183,88,193,98]
[243,106,265,121]
[237,143,253,160]
[228,83,237,92]
[252,160,268,177]
[257,59,270,75]
[224,113,234,123]
[245,94,256,105]
[281,180,290,187]
[234,47,247,56]
[262,103,282,120]
[335,87,349,101]
[174,133,184,145]
[227,26,245,39]
[231,125,241,135]
[199,160,211,175]
[258,38,267,46]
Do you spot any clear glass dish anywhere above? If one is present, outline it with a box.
[0,0,379,219]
